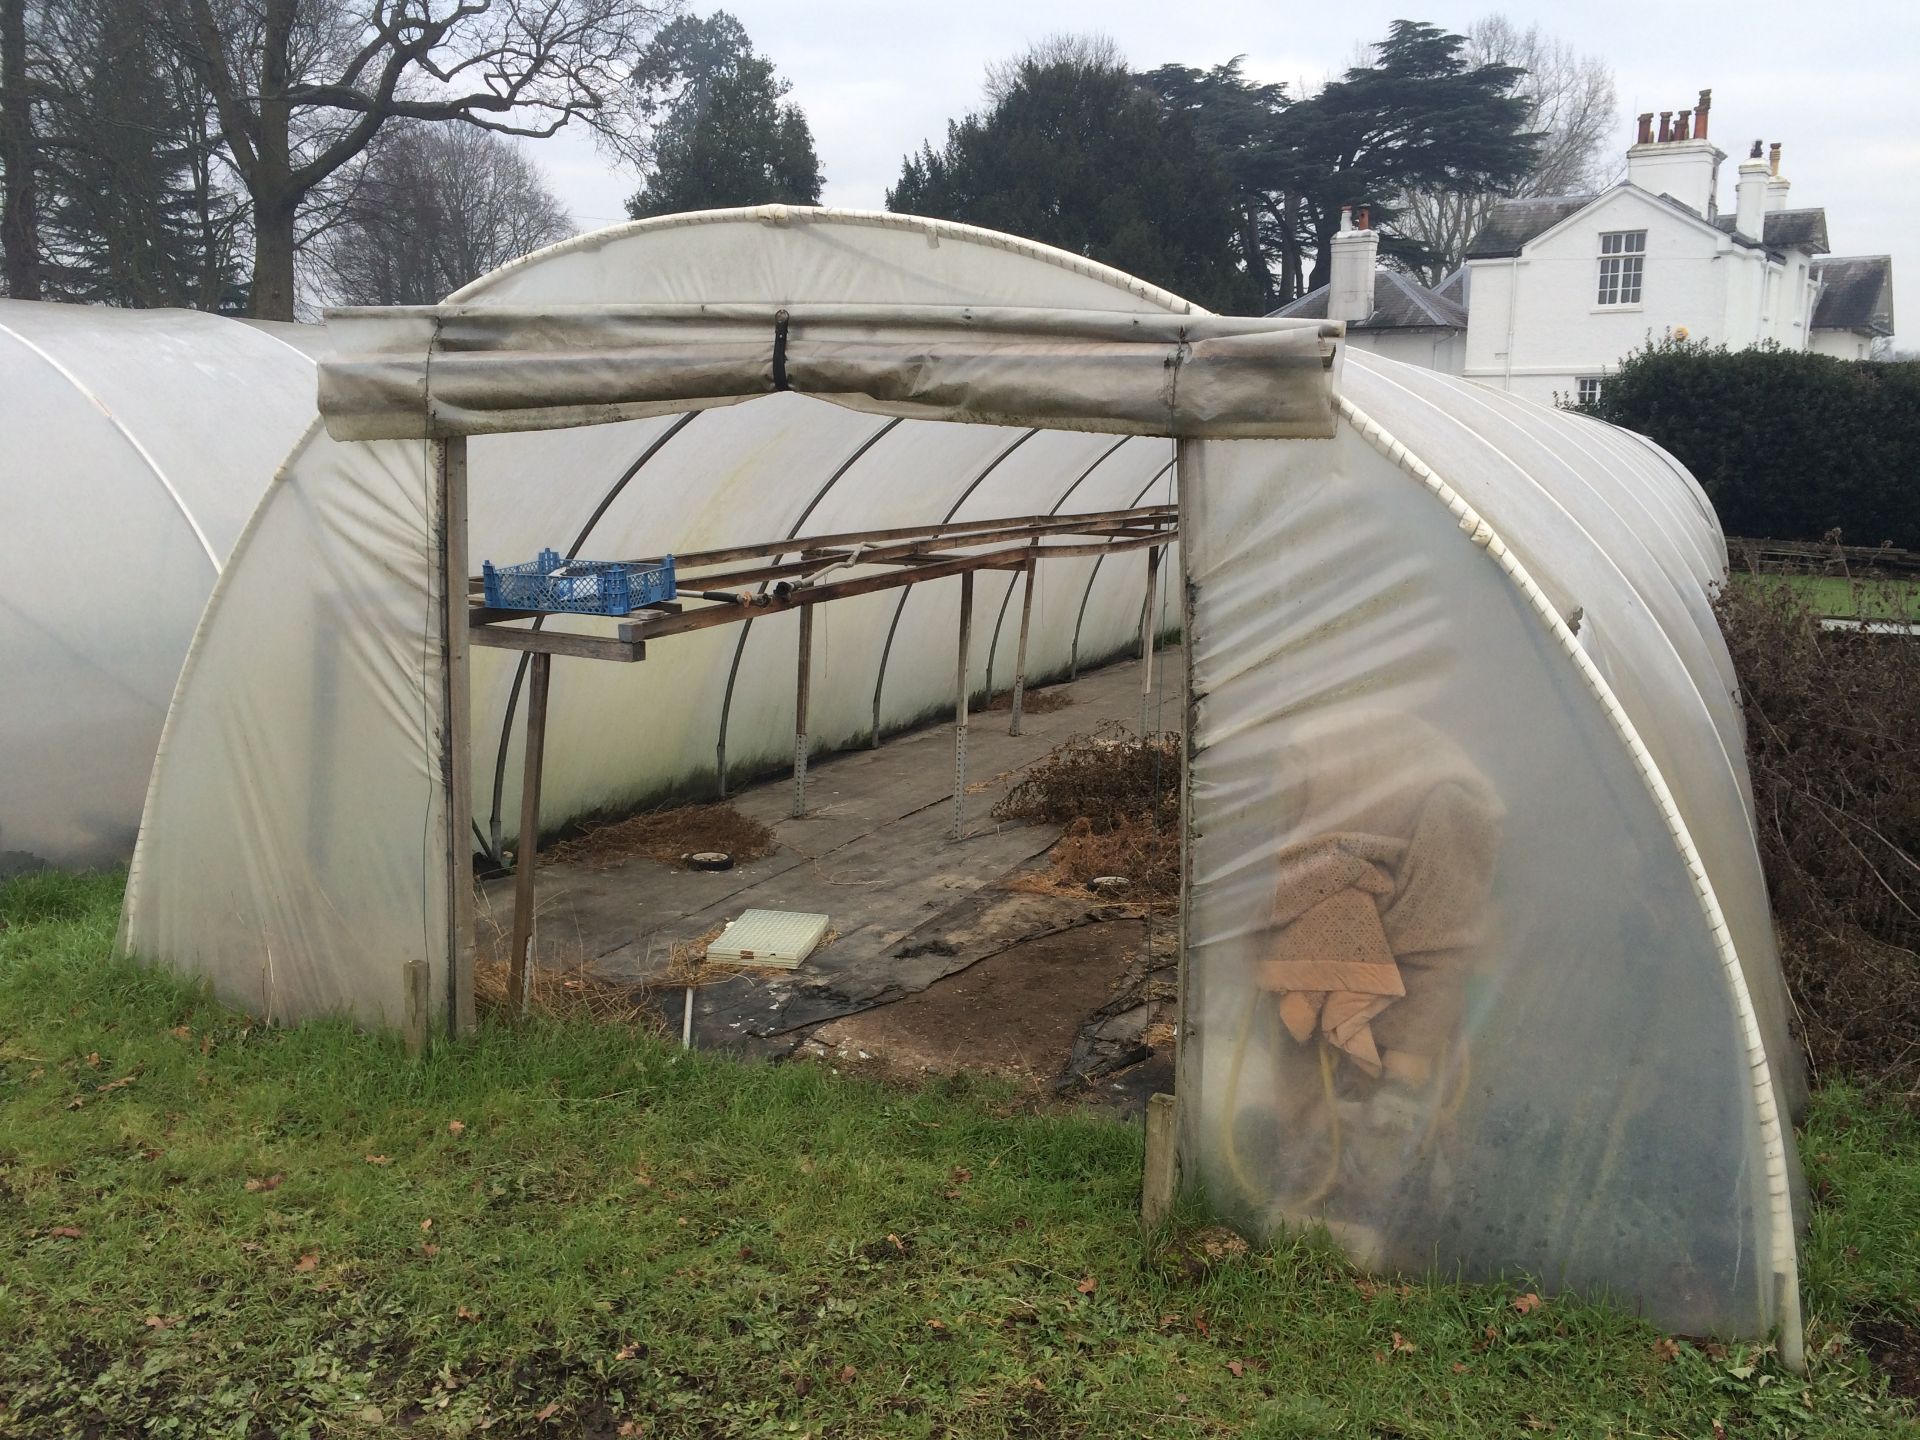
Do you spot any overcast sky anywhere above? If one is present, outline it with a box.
[534,0,1915,323]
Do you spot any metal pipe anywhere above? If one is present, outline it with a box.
[952,571,973,841]
[792,605,813,818]
[1009,551,1037,736]
[507,650,550,1017]
[1139,546,1161,735]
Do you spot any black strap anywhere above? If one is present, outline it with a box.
[772,310,790,392]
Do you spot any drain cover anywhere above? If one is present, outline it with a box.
[708,909,830,969]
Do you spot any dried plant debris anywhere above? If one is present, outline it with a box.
[993,724,1179,833]
[995,726,1181,906]
[980,685,1073,715]
[540,803,775,872]
[1715,577,1920,1090]
[473,956,658,1027]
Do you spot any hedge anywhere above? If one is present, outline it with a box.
[1571,337,1920,549]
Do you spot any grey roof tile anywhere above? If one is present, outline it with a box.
[1463,195,1595,258]
[1267,268,1467,330]
[1811,255,1894,334]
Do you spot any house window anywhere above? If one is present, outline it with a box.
[1596,230,1646,306]
[1576,377,1605,405]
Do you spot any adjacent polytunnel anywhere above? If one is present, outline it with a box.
[119,207,1805,1365]
[0,300,322,873]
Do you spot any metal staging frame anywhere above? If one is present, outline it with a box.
[467,500,1180,1018]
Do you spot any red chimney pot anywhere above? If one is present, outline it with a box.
[1658,111,1673,143]
[1694,88,1711,140]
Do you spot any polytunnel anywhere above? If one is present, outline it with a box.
[120,207,1805,1365]
[0,300,323,874]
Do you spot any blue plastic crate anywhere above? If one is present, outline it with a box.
[481,549,676,617]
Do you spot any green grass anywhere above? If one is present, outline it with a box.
[1,872,1915,1438]
[1738,572,1920,620]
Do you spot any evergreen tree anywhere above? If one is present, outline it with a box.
[1279,21,1537,291]
[887,47,1258,315]
[627,12,821,219]
[1143,22,1538,305]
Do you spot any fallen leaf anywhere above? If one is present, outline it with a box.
[96,1074,136,1094]
[138,1146,164,1162]
[1452,1362,1471,1374]
[365,1154,392,1167]
[1226,1359,1245,1378]
[950,1167,972,1183]
[1029,1378,1047,1393]
[244,1173,285,1193]
[457,1305,479,1322]
[421,1217,434,1232]
[66,1096,85,1110]
[85,1051,101,1068]
[1512,1292,1543,1315]
[927,1319,946,1331]
[886,1233,905,1252]
[1076,1275,1098,1295]
[293,1252,318,1272]
[145,1314,177,1330]
[534,1402,559,1421]
[837,1364,857,1383]
[171,1026,193,1040]
[1392,1331,1418,1354]
[618,1424,644,1437]
[421,1243,440,1258]
[615,1343,641,1362]
[447,1119,467,1137]
[1192,1314,1210,1337]
[1652,1337,1680,1363]
[358,1404,385,1425]
[47,1225,83,1239]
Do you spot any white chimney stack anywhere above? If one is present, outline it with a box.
[1735,140,1769,241]
[1626,87,1724,216]
[1766,142,1791,213]
[1328,204,1378,326]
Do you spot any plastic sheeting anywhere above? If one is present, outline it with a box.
[0,300,321,873]
[1178,397,1802,1365]
[320,304,1337,440]
[120,208,1803,1361]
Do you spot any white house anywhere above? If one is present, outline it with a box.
[1275,90,1895,403]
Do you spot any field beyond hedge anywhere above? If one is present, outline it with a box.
[2,872,1917,1438]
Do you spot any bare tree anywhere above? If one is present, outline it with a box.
[1393,14,1616,286]
[0,0,39,298]
[306,120,571,305]
[983,32,1126,102]
[166,0,673,320]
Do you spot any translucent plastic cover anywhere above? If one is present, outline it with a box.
[0,301,320,872]
[1178,420,1800,1360]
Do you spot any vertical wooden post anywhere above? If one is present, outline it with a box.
[506,651,551,1016]
[1008,550,1037,736]
[951,571,973,841]
[792,604,813,818]
[435,437,476,1038]
[1142,1091,1178,1230]
[1139,545,1161,736]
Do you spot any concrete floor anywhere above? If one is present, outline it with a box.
[482,644,1185,1061]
